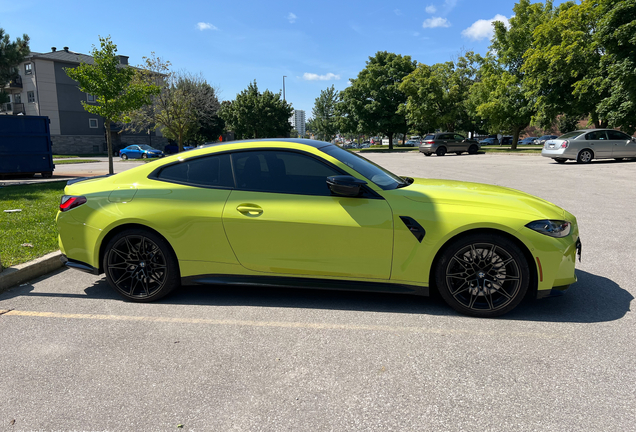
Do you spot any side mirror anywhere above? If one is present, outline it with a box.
[326,175,367,197]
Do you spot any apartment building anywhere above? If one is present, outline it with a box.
[289,109,306,137]
[1,46,166,154]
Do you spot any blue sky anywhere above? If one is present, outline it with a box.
[2,0,530,117]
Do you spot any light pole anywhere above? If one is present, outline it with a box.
[283,75,287,101]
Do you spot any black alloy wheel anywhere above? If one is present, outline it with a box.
[555,158,567,164]
[576,149,593,164]
[435,233,530,317]
[121,154,128,160]
[436,147,447,156]
[468,144,478,154]
[103,229,180,302]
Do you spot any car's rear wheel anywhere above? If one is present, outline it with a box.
[468,144,478,154]
[554,158,567,164]
[423,153,432,157]
[577,149,593,164]
[103,229,180,302]
[436,147,447,156]
[141,153,148,159]
[121,154,128,160]
[435,233,530,318]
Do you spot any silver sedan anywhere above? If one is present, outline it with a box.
[541,129,636,164]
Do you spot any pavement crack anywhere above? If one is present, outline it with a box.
[0,309,14,316]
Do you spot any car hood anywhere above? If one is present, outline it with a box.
[394,178,565,220]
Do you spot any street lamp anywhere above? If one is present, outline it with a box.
[283,75,287,101]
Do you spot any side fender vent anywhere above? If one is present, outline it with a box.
[399,216,426,243]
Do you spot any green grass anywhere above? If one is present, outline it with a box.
[54,159,100,164]
[53,154,105,158]
[0,181,66,267]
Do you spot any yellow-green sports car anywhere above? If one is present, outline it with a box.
[56,139,581,317]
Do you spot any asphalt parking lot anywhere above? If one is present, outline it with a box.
[1,153,634,431]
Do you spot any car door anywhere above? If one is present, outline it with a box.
[607,130,636,158]
[128,146,142,158]
[453,134,468,152]
[583,131,612,158]
[222,149,394,280]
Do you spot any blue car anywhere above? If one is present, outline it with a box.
[119,145,164,160]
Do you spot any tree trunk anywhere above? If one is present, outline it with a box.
[511,126,522,150]
[387,132,394,150]
[105,119,114,175]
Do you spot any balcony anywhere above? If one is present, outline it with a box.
[3,76,23,89]
[0,102,26,115]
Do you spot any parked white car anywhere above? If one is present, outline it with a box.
[541,129,636,163]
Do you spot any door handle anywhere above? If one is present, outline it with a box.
[236,204,263,216]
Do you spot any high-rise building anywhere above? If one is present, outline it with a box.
[289,110,306,137]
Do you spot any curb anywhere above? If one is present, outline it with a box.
[0,251,64,294]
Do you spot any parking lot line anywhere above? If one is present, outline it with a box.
[0,309,566,339]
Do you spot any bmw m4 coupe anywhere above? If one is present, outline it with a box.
[57,139,581,317]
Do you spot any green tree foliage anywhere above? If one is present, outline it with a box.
[127,54,221,150]
[311,85,340,142]
[596,0,636,134]
[65,36,160,174]
[0,29,30,104]
[523,0,609,128]
[219,81,293,139]
[339,51,416,149]
[401,53,479,134]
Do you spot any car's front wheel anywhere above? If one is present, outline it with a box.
[103,229,180,302]
[468,144,478,154]
[121,154,128,160]
[435,233,530,318]
[141,153,148,159]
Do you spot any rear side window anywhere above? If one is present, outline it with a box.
[424,135,435,140]
[158,154,234,188]
[607,130,630,140]
[558,131,584,139]
[585,131,608,140]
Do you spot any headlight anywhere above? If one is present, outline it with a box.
[526,220,571,238]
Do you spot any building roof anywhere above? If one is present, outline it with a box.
[30,49,95,65]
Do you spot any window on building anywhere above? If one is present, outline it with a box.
[14,94,22,104]
[25,63,32,75]
[87,93,96,103]
[89,119,99,128]
[27,91,35,103]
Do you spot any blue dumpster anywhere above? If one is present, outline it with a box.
[0,115,55,178]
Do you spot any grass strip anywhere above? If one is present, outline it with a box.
[53,154,105,158]
[0,181,65,267]
[54,159,100,165]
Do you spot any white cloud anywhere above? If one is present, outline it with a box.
[425,5,437,13]
[303,72,341,81]
[422,17,450,28]
[461,14,510,40]
[288,12,297,23]
[196,22,218,31]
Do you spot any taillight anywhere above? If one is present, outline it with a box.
[426,140,434,144]
[561,140,569,148]
[60,195,87,212]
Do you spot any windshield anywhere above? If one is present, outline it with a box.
[558,131,584,139]
[139,145,158,151]
[320,145,407,190]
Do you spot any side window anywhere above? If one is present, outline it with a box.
[439,134,454,140]
[454,134,465,141]
[232,150,342,196]
[585,131,607,140]
[607,130,629,140]
[157,154,233,188]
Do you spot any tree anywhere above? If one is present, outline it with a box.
[219,81,293,139]
[0,29,30,104]
[339,51,416,149]
[65,36,160,174]
[127,54,222,150]
[523,0,609,128]
[401,53,479,135]
[311,85,340,142]
[596,0,636,134]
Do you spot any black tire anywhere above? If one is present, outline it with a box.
[468,144,478,154]
[576,149,593,164]
[423,153,432,157]
[435,233,530,318]
[455,152,463,155]
[141,153,148,159]
[554,158,567,164]
[121,154,128,160]
[436,147,447,156]
[103,228,180,302]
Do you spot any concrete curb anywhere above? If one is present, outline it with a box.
[0,251,64,293]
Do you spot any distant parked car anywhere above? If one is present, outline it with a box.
[500,136,513,146]
[119,145,164,160]
[479,137,500,146]
[419,133,480,156]
[542,129,636,164]
[404,140,419,147]
[535,135,558,145]
[519,137,538,145]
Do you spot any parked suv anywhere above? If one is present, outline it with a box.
[419,133,481,156]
